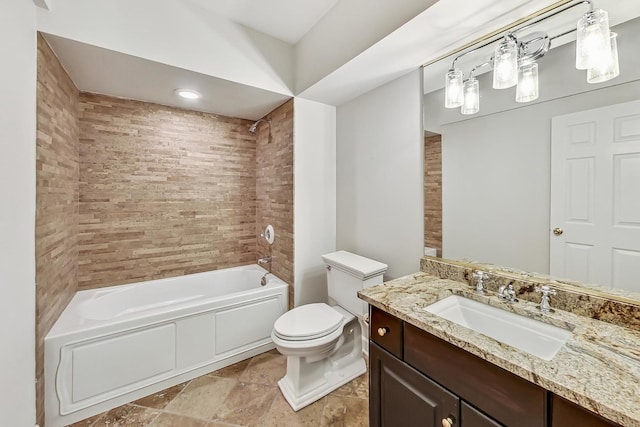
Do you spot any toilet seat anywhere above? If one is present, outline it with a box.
[273,303,343,341]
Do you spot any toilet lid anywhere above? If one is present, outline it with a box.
[273,303,344,341]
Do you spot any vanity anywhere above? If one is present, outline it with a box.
[359,258,640,427]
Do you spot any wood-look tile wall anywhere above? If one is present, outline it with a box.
[256,100,294,305]
[78,93,258,289]
[424,134,442,256]
[35,34,80,426]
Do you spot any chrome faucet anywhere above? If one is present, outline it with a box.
[472,271,488,294]
[535,285,557,313]
[498,283,518,303]
[257,256,272,265]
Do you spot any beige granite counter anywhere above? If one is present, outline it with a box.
[359,272,640,427]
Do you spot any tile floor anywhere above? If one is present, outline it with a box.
[68,349,369,427]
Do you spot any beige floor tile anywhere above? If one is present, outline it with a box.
[164,376,236,420]
[92,404,161,427]
[208,358,252,380]
[212,382,279,426]
[238,352,286,386]
[66,411,105,427]
[132,381,190,410]
[261,391,326,427]
[331,371,369,399]
[148,412,209,427]
[320,395,369,427]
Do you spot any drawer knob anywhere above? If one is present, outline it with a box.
[377,327,389,337]
[441,416,456,427]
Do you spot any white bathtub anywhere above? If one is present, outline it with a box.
[45,264,288,427]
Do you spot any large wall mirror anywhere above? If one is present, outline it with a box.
[422,3,640,298]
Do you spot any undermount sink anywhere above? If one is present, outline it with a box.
[425,295,572,361]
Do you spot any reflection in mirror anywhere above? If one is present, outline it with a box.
[423,8,640,298]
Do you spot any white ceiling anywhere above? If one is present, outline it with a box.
[44,34,292,121]
[183,0,339,44]
[40,0,640,120]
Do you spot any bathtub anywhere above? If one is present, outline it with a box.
[45,264,288,427]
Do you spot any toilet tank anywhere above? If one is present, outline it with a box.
[321,251,388,317]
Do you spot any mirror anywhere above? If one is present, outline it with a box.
[422,11,640,300]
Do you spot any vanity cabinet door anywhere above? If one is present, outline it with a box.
[461,402,504,427]
[370,342,459,427]
[404,323,546,427]
[551,395,620,426]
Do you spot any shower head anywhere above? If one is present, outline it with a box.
[248,118,271,134]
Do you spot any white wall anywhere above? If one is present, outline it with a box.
[424,18,640,274]
[36,0,294,95]
[0,0,37,425]
[336,69,424,279]
[295,0,434,94]
[293,98,336,306]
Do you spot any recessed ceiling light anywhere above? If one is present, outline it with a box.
[174,89,202,99]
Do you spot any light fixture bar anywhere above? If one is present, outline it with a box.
[424,0,581,69]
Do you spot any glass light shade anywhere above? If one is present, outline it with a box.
[587,32,619,83]
[461,77,479,115]
[493,38,519,89]
[576,9,611,70]
[444,68,464,108]
[516,62,539,103]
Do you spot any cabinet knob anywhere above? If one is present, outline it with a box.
[377,327,389,337]
[441,416,456,427]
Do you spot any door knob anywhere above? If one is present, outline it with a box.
[553,227,564,236]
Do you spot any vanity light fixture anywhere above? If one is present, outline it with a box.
[576,8,611,70]
[174,88,202,100]
[444,68,464,108]
[516,61,539,103]
[441,0,620,115]
[587,31,619,83]
[492,36,519,89]
[461,77,479,115]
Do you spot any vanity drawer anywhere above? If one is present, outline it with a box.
[551,395,618,426]
[404,323,546,427]
[370,306,403,359]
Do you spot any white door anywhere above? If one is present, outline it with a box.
[550,100,640,291]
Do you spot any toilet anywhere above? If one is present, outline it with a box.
[271,250,387,411]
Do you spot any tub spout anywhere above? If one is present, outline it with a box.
[258,256,272,265]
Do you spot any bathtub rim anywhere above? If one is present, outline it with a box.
[47,264,287,339]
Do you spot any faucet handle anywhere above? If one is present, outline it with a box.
[535,285,556,296]
[472,271,488,294]
[535,286,556,313]
[503,284,517,302]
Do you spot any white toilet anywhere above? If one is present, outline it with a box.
[271,250,387,411]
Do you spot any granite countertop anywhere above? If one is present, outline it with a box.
[358,272,640,427]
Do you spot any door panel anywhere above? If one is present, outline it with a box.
[551,100,640,291]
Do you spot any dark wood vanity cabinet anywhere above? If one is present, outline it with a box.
[369,306,618,427]
[370,342,459,427]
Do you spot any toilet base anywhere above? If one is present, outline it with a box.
[277,356,366,411]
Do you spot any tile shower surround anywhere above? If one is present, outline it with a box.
[36,34,80,427]
[78,93,259,288]
[256,99,295,300]
[424,134,442,256]
[36,35,295,425]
